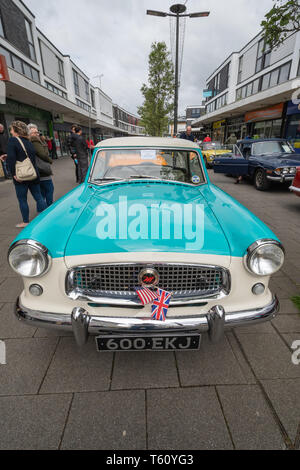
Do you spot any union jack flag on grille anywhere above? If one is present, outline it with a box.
[135,287,159,306]
[151,289,172,322]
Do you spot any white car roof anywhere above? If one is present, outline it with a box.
[95,137,199,149]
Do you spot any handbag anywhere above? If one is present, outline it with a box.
[35,155,52,177]
[15,137,37,182]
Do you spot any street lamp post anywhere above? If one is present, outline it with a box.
[147,4,210,135]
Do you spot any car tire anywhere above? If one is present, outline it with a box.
[254,169,270,191]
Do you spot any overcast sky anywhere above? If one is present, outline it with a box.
[24,0,275,116]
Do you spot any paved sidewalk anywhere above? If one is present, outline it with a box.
[0,158,299,450]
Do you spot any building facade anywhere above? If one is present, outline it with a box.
[0,0,144,161]
[193,29,300,151]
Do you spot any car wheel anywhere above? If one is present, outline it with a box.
[254,169,270,191]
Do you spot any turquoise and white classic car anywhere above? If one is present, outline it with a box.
[8,137,284,352]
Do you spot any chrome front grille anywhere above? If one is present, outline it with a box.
[66,263,230,301]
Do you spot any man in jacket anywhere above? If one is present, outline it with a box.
[67,125,79,183]
[0,123,11,179]
[180,126,196,142]
[73,126,89,184]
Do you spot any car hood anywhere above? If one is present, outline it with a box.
[256,153,300,167]
[64,181,231,259]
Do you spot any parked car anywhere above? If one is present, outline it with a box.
[213,138,300,191]
[290,167,300,197]
[9,137,283,352]
[200,142,232,168]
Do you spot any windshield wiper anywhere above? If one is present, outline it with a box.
[93,177,125,182]
[129,175,162,180]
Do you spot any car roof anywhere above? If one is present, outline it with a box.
[238,138,287,144]
[95,137,199,149]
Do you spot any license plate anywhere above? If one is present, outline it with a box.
[96,334,201,352]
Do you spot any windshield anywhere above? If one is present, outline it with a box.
[202,142,223,150]
[90,148,205,185]
[252,141,295,156]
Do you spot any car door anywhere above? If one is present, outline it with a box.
[213,144,249,175]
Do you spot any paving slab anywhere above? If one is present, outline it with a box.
[262,379,300,445]
[270,277,299,300]
[272,315,300,334]
[40,337,113,394]
[0,338,58,396]
[176,334,247,386]
[217,385,286,450]
[279,299,300,315]
[0,394,72,450]
[226,332,256,384]
[0,277,24,303]
[111,351,179,390]
[236,332,300,380]
[61,390,146,450]
[0,303,35,339]
[147,387,233,450]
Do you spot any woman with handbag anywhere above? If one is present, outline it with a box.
[28,124,54,207]
[6,121,47,229]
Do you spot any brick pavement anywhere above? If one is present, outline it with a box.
[0,158,299,450]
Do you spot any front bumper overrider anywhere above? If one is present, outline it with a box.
[15,296,279,347]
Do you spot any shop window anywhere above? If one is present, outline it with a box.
[278,62,291,84]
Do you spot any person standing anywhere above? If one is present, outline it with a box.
[73,126,89,183]
[46,136,53,158]
[28,124,54,208]
[203,135,212,143]
[51,137,58,159]
[0,123,12,179]
[6,121,47,228]
[180,126,196,142]
[226,133,237,145]
[67,125,79,183]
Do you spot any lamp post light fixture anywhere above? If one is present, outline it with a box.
[147,4,210,135]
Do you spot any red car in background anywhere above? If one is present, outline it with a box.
[290,167,300,197]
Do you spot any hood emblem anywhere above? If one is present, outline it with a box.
[139,268,159,288]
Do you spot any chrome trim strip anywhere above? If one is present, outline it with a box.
[290,185,300,193]
[15,296,279,346]
[267,176,294,182]
[65,262,231,305]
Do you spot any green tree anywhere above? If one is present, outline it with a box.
[138,42,174,137]
[261,0,300,49]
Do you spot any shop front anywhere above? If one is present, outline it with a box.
[285,101,300,154]
[226,115,247,141]
[0,98,52,136]
[245,103,284,139]
[212,120,226,143]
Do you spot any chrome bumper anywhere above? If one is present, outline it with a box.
[267,175,295,182]
[15,296,279,348]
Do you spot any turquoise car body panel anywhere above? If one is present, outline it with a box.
[11,149,280,260]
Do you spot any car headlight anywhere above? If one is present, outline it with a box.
[8,240,50,278]
[245,239,285,276]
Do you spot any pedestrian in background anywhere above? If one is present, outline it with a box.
[28,124,54,208]
[46,136,53,158]
[0,123,11,179]
[67,124,79,183]
[180,126,196,142]
[73,126,89,183]
[6,121,47,228]
[51,137,58,159]
[226,133,237,145]
[203,135,212,143]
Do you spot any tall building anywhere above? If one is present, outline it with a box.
[192,29,300,150]
[0,0,144,159]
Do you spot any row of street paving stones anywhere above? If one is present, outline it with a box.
[0,158,299,450]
